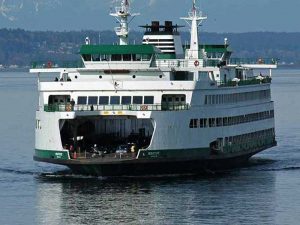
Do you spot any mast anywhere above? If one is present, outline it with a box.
[110,0,140,45]
[180,0,207,59]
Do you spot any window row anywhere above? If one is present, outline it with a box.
[205,90,271,105]
[77,96,154,105]
[82,54,152,62]
[143,39,174,42]
[189,110,274,128]
[224,128,275,146]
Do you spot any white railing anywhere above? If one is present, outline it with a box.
[155,59,204,68]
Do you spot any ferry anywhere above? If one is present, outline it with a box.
[30,0,277,176]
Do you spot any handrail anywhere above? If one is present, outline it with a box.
[31,61,84,69]
[44,103,190,112]
[228,58,278,65]
[217,77,272,87]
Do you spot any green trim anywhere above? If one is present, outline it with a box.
[138,148,210,159]
[138,137,276,159]
[35,149,70,160]
[80,44,160,55]
[224,137,275,154]
[157,54,176,59]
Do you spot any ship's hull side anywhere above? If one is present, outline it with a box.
[34,141,276,176]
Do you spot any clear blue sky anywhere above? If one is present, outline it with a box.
[0,0,299,32]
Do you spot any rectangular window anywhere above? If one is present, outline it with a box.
[82,54,91,61]
[212,96,215,104]
[110,96,120,105]
[144,96,154,104]
[78,96,87,105]
[92,54,100,61]
[200,119,205,128]
[142,54,151,61]
[189,119,194,128]
[123,54,131,61]
[189,119,198,128]
[122,96,132,105]
[135,54,142,61]
[209,118,216,127]
[223,117,228,126]
[88,96,98,105]
[111,54,122,61]
[133,96,143,104]
[99,96,109,105]
[203,119,207,128]
[216,118,222,127]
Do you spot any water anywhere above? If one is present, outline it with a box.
[0,70,300,225]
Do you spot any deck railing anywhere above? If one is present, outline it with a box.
[217,77,272,87]
[228,58,278,65]
[44,103,190,112]
[31,61,84,69]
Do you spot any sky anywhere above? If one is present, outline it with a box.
[0,0,299,33]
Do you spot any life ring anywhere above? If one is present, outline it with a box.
[140,105,148,111]
[47,61,52,68]
[194,60,200,67]
[66,104,72,112]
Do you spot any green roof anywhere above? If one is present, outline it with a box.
[80,44,160,55]
[201,45,232,53]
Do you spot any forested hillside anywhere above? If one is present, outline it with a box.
[0,29,299,67]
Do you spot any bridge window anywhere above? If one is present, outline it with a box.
[82,54,91,61]
[111,54,122,61]
[123,54,131,61]
[142,54,151,61]
[135,54,142,61]
[101,54,110,61]
[92,54,100,61]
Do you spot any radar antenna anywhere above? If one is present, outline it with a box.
[110,0,140,45]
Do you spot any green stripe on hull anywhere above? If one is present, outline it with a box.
[138,148,210,159]
[35,149,70,160]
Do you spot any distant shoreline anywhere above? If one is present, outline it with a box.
[1,65,300,73]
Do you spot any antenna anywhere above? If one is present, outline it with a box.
[180,0,207,59]
[110,0,140,45]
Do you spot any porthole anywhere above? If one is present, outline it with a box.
[132,75,136,79]
[75,75,78,79]
[159,75,163,79]
[99,75,102,79]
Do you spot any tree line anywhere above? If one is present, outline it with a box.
[0,28,299,67]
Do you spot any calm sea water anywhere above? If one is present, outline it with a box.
[0,70,300,225]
